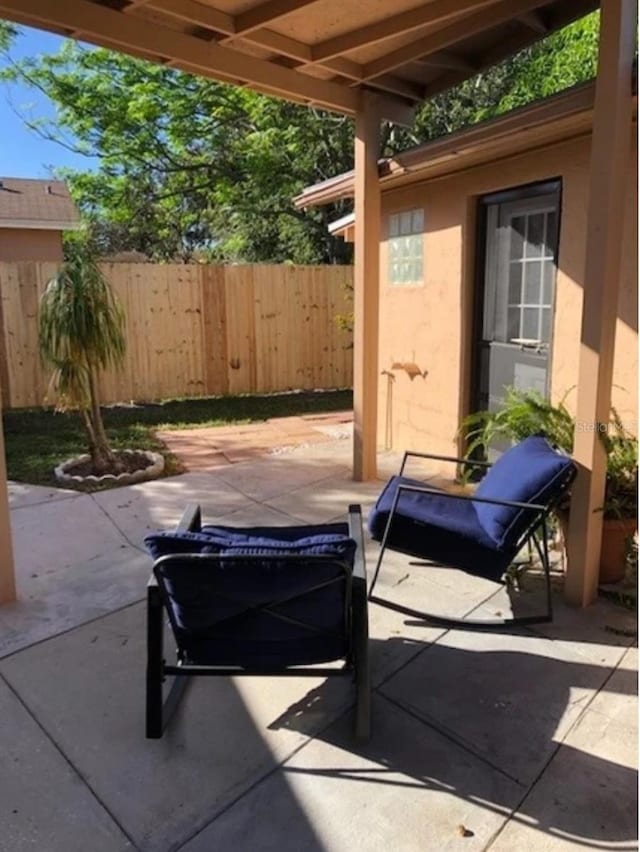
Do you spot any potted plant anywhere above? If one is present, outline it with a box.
[598,411,638,583]
[461,387,575,458]
[460,389,638,584]
[39,246,164,487]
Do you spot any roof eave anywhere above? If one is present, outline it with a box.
[0,219,83,231]
[295,79,606,209]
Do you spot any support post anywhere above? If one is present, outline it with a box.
[0,389,16,604]
[565,0,636,606]
[353,92,381,481]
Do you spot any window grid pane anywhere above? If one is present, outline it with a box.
[389,208,424,285]
[507,207,557,343]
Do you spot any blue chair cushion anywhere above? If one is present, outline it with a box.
[144,529,227,560]
[474,436,574,548]
[144,522,351,560]
[147,522,355,667]
[368,476,509,580]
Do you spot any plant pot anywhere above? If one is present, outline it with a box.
[599,517,637,584]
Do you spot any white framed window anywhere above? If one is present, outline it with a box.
[505,208,557,344]
[388,208,424,285]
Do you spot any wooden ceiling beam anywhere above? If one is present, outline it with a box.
[234,0,323,37]
[414,50,476,72]
[148,0,235,34]
[146,0,367,81]
[359,75,425,101]
[518,10,549,33]
[361,0,551,81]
[144,0,421,101]
[0,0,361,114]
[364,93,416,127]
[124,0,155,10]
[310,0,501,63]
[421,0,599,98]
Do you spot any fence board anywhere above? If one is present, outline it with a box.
[201,265,229,396]
[0,262,353,409]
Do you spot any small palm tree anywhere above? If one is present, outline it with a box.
[39,250,126,474]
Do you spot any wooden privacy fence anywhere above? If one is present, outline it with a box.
[0,262,354,409]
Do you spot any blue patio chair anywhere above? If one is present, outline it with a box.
[144,503,369,741]
[368,436,577,629]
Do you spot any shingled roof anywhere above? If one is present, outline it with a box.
[0,178,81,230]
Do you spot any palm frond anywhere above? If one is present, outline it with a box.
[39,254,126,410]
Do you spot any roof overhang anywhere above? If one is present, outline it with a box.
[0,0,599,122]
[295,79,638,207]
[0,219,82,231]
[328,211,355,241]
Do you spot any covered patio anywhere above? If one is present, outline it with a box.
[0,0,636,611]
[1,437,637,850]
[0,2,636,847]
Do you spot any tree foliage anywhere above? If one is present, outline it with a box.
[0,20,15,51]
[1,13,599,263]
[2,39,354,263]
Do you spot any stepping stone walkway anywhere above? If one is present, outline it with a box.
[157,410,353,470]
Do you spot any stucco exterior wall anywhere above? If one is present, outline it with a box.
[378,132,638,465]
[0,228,64,262]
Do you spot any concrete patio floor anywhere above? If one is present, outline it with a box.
[2,438,637,852]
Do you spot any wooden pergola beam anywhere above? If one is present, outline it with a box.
[0,0,360,115]
[421,0,599,99]
[362,0,550,81]
[234,0,322,37]
[144,0,421,104]
[149,0,235,35]
[414,50,476,72]
[518,10,548,33]
[353,92,382,482]
[310,0,500,64]
[565,0,637,607]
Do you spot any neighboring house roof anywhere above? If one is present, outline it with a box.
[0,178,81,231]
[328,212,355,241]
[294,80,637,213]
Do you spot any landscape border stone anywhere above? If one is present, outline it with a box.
[54,449,165,488]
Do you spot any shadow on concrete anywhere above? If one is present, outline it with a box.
[269,635,638,850]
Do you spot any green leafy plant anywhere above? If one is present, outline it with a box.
[600,409,638,520]
[460,388,638,521]
[39,247,126,474]
[460,387,574,459]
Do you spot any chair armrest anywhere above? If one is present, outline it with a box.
[395,482,547,513]
[176,503,202,533]
[399,450,491,476]
[348,504,367,584]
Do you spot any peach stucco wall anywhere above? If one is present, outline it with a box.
[0,228,64,262]
[378,133,638,464]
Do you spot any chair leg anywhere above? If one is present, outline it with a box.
[369,521,554,631]
[352,577,370,742]
[146,585,165,738]
[146,584,190,738]
[531,516,554,623]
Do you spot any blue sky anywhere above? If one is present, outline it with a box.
[0,25,96,178]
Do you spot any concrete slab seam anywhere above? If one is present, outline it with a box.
[172,701,358,851]
[0,668,140,851]
[0,597,146,663]
[377,691,527,788]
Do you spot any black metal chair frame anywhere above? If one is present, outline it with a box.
[368,449,576,631]
[147,503,370,741]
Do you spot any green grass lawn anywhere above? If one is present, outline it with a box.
[3,389,353,489]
